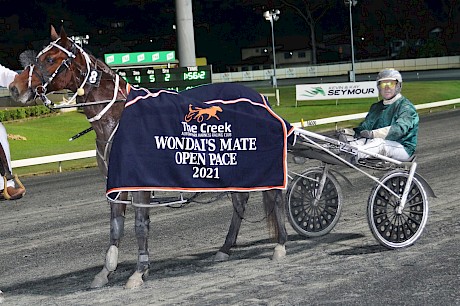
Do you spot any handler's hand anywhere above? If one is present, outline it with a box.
[339,128,355,136]
[360,130,374,138]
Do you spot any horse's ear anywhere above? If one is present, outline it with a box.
[50,25,59,40]
[59,26,68,39]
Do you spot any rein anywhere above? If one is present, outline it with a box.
[50,99,126,109]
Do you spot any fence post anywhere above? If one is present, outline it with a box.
[275,88,280,106]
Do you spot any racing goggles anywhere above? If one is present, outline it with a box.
[378,80,398,89]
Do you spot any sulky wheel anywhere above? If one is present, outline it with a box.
[286,167,343,237]
[367,170,429,249]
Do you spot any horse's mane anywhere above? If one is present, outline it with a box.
[95,57,116,76]
[70,44,115,77]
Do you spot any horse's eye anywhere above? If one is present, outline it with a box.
[46,56,54,65]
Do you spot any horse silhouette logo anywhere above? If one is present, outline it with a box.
[185,104,223,123]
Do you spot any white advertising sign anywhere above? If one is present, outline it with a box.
[296,81,378,101]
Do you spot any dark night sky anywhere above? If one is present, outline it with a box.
[0,0,456,70]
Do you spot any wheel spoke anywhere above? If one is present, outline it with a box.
[402,211,422,226]
[400,213,419,235]
[406,187,421,203]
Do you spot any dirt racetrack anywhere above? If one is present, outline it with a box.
[0,109,459,305]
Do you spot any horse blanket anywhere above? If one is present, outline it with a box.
[106,83,295,200]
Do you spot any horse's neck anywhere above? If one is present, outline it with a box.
[82,77,127,176]
[84,89,126,139]
[78,70,128,142]
[68,53,129,168]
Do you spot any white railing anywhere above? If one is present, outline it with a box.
[10,98,459,171]
[291,97,460,128]
[12,150,96,171]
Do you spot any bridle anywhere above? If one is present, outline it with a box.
[23,37,127,123]
[24,39,86,106]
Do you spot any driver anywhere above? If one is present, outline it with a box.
[0,63,26,200]
[339,68,419,162]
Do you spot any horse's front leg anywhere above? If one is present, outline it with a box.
[125,191,151,289]
[214,192,249,261]
[91,193,127,288]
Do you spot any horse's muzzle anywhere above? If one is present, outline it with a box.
[8,84,34,104]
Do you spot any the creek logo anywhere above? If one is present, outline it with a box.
[185,104,223,123]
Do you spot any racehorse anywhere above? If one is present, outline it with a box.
[9,26,289,289]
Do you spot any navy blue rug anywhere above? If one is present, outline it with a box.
[106,83,294,199]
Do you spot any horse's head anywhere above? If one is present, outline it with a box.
[10,26,129,178]
[9,25,92,105]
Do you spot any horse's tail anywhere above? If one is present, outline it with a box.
[262,190,284,241]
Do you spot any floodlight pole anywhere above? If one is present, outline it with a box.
[264,10,280,88]
[345,0,357,82]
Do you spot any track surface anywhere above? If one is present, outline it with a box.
[0,109,459,305]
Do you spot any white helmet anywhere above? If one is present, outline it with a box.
[377,68,402,82]
[376,68,402,96]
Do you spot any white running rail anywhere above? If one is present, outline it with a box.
[10,98,459,170]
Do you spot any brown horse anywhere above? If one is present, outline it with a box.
[9,26,288,289]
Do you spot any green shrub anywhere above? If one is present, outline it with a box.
[15,108,27,119]
[0,105,51,121]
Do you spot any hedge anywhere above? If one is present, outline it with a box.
[0,105,52,122]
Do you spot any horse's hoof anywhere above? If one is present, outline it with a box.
[125,271,145,289]
[90,267,110,288]
[272,244,286,261]
[214,251,230,262]
[105,245,119,271]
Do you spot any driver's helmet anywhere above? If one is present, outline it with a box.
[376,68,402,96]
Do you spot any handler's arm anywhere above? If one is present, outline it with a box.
[0,64,17,87]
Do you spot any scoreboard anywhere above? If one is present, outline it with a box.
[115,65,212,91]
